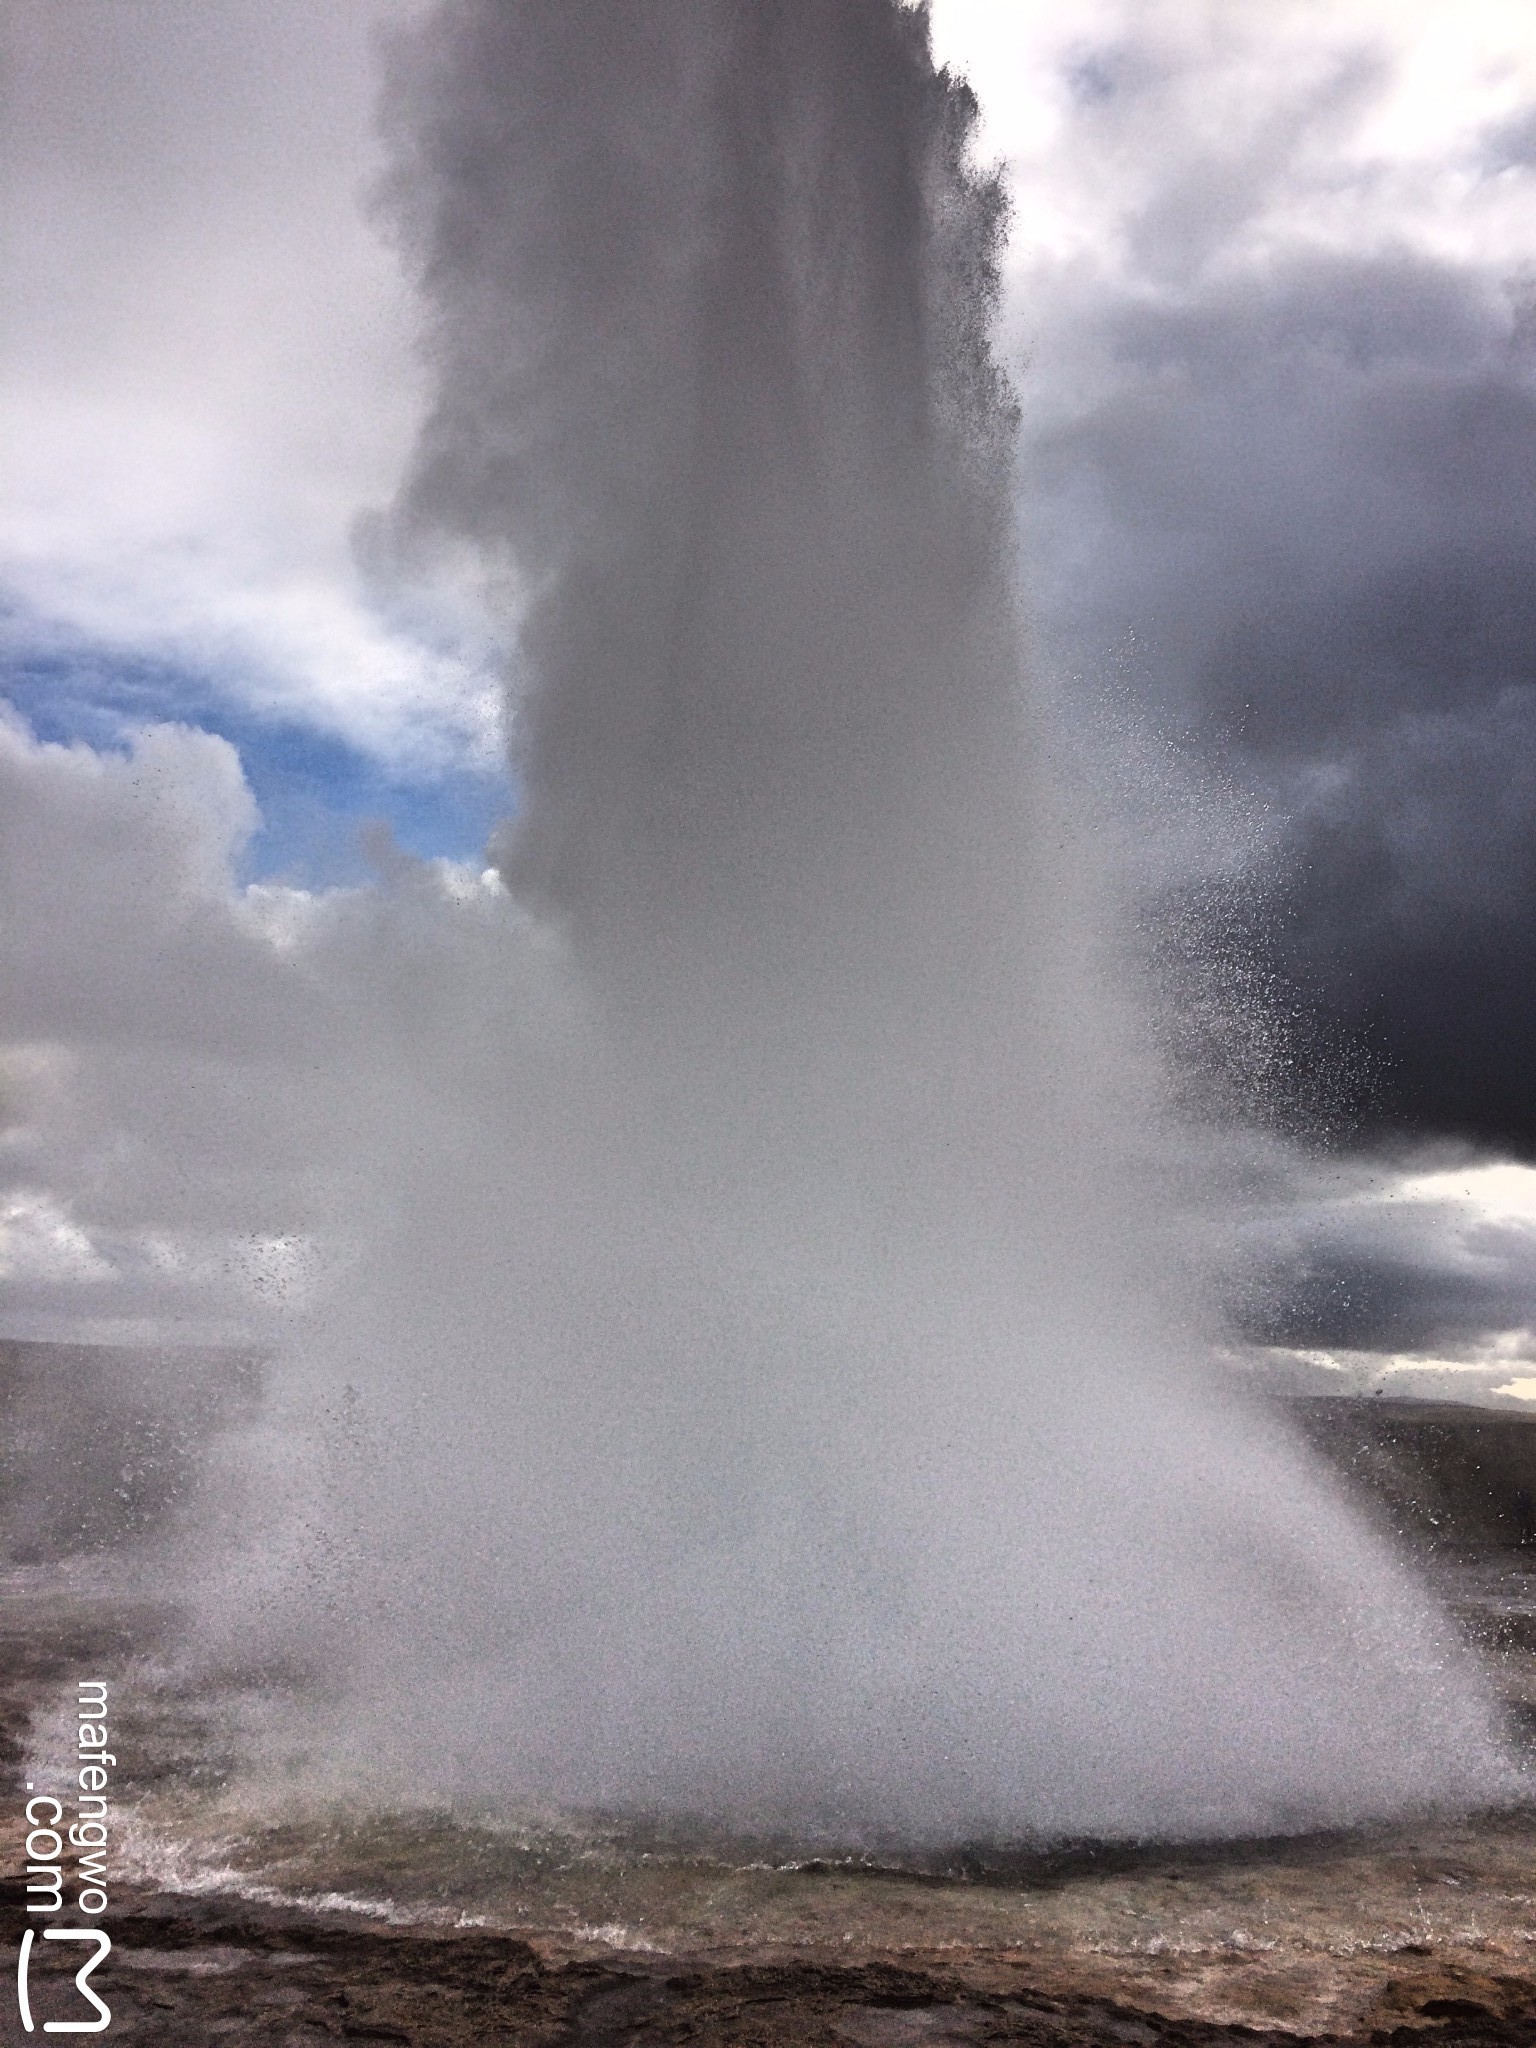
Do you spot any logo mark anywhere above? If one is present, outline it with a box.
[16,1928,112,2034]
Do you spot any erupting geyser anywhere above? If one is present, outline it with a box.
[205,0,1512,1843]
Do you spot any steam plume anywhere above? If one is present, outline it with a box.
[210,0,1511,1842]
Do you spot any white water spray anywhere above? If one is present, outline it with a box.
[196,0,1511,1844]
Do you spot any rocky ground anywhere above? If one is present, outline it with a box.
[4,1875,1534,2047]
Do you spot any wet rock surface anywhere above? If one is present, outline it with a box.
[6,1878,1536,2048]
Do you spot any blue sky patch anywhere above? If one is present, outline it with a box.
[2,608,512,886]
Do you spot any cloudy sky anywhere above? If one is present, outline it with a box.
[2,0,1534,1403]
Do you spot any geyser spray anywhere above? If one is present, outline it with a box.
[196,0,1512,1844]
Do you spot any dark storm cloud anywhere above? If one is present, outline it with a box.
[1233,1189,1536,1355]
[1026,201,1536,1155]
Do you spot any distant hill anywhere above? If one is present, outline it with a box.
[1289,1395,1536,1555]
[0,1338,262,1563]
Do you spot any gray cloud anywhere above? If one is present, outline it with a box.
[1233,1179,1536,1356]
[1018,84,1536,1155]
[0,0,499,775]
